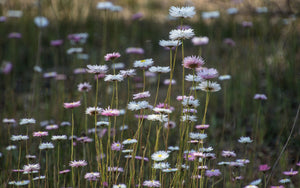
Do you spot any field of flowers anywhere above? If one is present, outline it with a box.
[0,0,299,187]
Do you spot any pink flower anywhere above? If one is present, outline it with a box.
[104,52,121,61]
[205,169,221,177]
[197,68,219,79]
[259,164,271,172]
[222,150,236,158]
[111,142,123,151]
[50,39,63,46]
[1,62,13,74]
[254,94,267,100]
[84,172,100,181]
[183,56,205,69]
[69,160,87,167]
[176,95,194,101]
[195,124,210,130]
[63,101,81,109]
[133,91,151,100]
[184,153,196,161]
[59,169,71,174]
[270,186,284,188]
[224,38,236,46]
[143,180,161,187]
[283,169,298,176]
[126,47,144,54]
[131,13,144,20]
[33,131,48,137]
[101,107,120,116]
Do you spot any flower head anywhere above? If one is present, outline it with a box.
[33,131,48,137]
[133,59,154,69]
[238,136,253,143]
[143,180,161,187]
[111,142,123,151]
[197,81,221,92]
[183,56,205,69]
[283,169,298,176]
[159,40,181,49]
[169,29,194,40]
[86,107,103,115]
[254,94,267,100]
[151,151,169,161]
[84,172,100,181]
[78,82,92,92]
[20,118,36,125]
[205,169,221,177]
[104,52,121,61]
[191,36,209,46]
[169,6,196,18]
[64,101,81,109]
[86,65,108,74]
[126,47,144,54]
[23,164,40,173]
[69,160,88,167]
[259,164,271,172]
[101,107,120,116]
[133,91,151,100]
[39,142,54,150]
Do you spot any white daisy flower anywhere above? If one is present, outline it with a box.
[51,135,67,141]
[198,81,221,92]
[182,98,200,108]
[133,59,154,69]
[199,146,214,152]
[219,75,231,80]
[96,2,114,10]
[159,40,181,48]
[6,145,17,150]
[149,66,170,73]
[113,184,127,188]
[168,146,179,151]
[151,151,169,161]
[34,16,49,28]
[153,162,170,169]
[162,168,178,172]
[120,69,136,78]
[11,135,29,141]
[185,74,204,82]
[127,101,150,111]
[181,115,197,122]
[39,142,54,150]
[169,6,196,18]
[238,136,253,143]
[86,107,103,115]
[86,65,108,74]
[97,121,110,126]
[147,114,168,122]
[104,74,124,82]
[153,107,172,114]
[14,180,30,186]
[189,132,207,140]
[169,29,195,40]
[20,118,36,125]
[122,138,138,145]
[67,48,83,54]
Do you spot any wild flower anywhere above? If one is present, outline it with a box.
[149,66,170,73]
[159,40,181,48]
[67,47,83,54]
[39,142,54,150]
[84,172,100,181]
[50,39,63,46]
[23,164,40,173]
[182,98,200,108]
[20,118,36,125]
[107,167,124,172]
[163,79,176,85]
[283,169,298,176]
[6,145,16,150]
[101,107,120,116]
[219,75,232,80]
[147,114,168,122]
[169,29,195,40]
[222,150,236,158]
[191,36,209,46]
[153,162,170,169]
[86,65,108,74]
[250,179,262,185]
[122,138,138,145]
[11,135,29,141]
[185,74,204,82]
[259,164,271,171]
[198,68,219,79]
[51,135,67,141]
[126,47,144,54]
[96,2,114,10]
[34,16,49,28]
[254,94,267,100]
[223,38,236,46]
[238,136,253,143]
[195,124,210,130]
[86,107,103,115]
[63,101,81,109]
[169,6,196,18]
[104,74,124,82]
[59,169,71,174]
[133,91,151,100]
[143,180,161,187]
[78,82,92,92]
[2,118,16,124]
[104,52,121,61]
[205,169,221,177]
[33,131,48,137]
[45,124,59,130]
[113,184,127,188]
[111,142,123,151]
[181,115,197,122]
[163,121,176,129]
[69,160,88,167]
[197,81,221,92]
[13,180,30,186]
[120,69,136,78]
[128,101,150,111]
[244,185,258,188]
[189,132,207,140]
[151,151,169,161]
[279,178,291,184]
[133,59,154,69]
